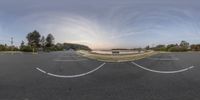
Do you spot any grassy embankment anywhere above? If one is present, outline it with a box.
[77,50,159,62]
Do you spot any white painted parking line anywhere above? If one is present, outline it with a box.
[36,62,106,78]
[147,57,179,61]
[131,62,194,74]
[54,59,88,62]
[36,68,47,74]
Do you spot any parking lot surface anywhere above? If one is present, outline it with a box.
[0,51,200,100]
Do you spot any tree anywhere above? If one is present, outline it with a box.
[26,30,41,47]
[145,45,150,50]
[20,40,25,49]
[180,40,189,48]
[0,44,6,51]
[46,34,55,47]
[40,36,46,50]
[191,44,200,51]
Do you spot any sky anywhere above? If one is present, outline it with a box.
[0,0,200,49]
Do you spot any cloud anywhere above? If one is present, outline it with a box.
[9,12,119,49]
[1,1,200,49]
[102,6,200,47]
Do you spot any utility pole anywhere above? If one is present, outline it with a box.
[11,37,14,54]
[11,37,13,46]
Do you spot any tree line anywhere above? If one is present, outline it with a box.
[19,30,56,52]
[21,30,91,52]
[148,40,200,52]
[0,30,91,52]
[0,44,18,51]
[1,31,200,52]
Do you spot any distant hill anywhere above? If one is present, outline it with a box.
[63,43,91,51]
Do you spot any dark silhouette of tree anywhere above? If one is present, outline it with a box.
[180,40,189,48]
[0,44,6,51]
[145,45,150,50]
[26,30,41,47]
[46,34,55,47]
[20,41,25,49]
[40,36,46,50]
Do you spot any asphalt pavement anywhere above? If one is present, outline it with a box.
[0,51,200,100]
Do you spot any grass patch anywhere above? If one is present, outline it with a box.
[0,51,23,54]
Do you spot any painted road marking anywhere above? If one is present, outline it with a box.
[147,57,179,61]
[131,62,194,74]
[54,59,88,62]
[36,62,106,78]
[36,67,47,74]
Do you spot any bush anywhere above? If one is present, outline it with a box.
[0,44,6,51]
[20,46,33,52]
[153,45,167,51]
[191,44,200,51]
[0,45,19,51]
[168,47,188,52]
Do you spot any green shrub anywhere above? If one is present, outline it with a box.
[20,46,34,52]
[168,47,188,52]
